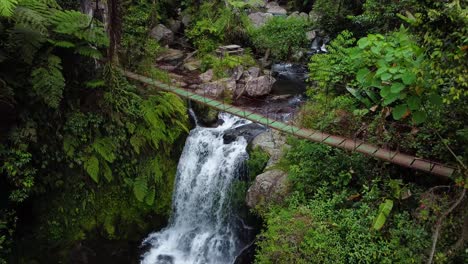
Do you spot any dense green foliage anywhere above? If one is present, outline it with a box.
[250,16,311,61]
[0,0,466,263]
[0,0,188,262]
[254,139,467,263]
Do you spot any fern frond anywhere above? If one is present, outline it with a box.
[84,155,99,183]
[85,79,105,88]
[14,6,49,34]
[75,45,103,59]
[0,0,18,17]
[92,137,117,163]
[144,185,155,206]
[130,133,146,154]
[50,10,108,47]
[48,39,75,48]
[8,24,46,63]
[133,176,147,202]
[30,55,65,108]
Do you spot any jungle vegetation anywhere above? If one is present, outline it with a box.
[0,0,467,263]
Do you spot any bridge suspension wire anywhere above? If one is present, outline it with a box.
[122,70,457,178]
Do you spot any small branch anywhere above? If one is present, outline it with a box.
[427,187,466,264]
[445,206,467,257]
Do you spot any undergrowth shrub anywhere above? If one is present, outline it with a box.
[255,139,432,263]
[250,16,312,61]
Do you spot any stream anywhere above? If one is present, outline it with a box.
[141,113,253,264]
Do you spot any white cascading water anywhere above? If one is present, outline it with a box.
[141,113,251,264]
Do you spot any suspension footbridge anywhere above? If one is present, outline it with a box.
[123,70,456,178]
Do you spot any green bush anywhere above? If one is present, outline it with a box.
[187,4,252,53]
[247,147,270,180]
[255,139,431,263]
[200,53,256,79]
[255,195,430,264]
[250,16,311,61]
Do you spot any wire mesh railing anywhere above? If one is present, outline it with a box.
[121,70,457,178]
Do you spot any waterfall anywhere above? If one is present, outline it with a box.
[141,113,251,264]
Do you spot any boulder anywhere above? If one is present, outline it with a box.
[181,13,191,27]
[223,123,266,144]
[309,11,321,23]
[248,12,273,28]
[266,3,287,15]
[232,66,244,81]
[156,48,184,63]
[288,11,309,20]
[246,169,289,209]
[247,67,261,78]
[167,19,182,33]
[183,59,201,71]
[150,24,174,45]
[306,30,316,41]
[251,130,287,167]
[197,78,236,98]
[199,69,214,83]
[245,75,275,97]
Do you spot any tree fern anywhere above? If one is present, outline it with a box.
[0,0,18,17]
[50,10,108,47]
[30,55,65,108]
[8,24,46,64]
[84,155,99,183]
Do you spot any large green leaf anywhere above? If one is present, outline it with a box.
[373,199,394,231]
[380,72,392,81]
[356,68,371,84]
[412,110,427,124]
[401,71,416,85]
[392,104,408,120]
[380,86,391,97]
[84,155,99,183]
[390,82,405,93]
[407,96,421,110]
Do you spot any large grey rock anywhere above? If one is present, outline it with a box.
[245,75,275,97]
[183,59,201,71]
[223,123,266,144]
[248,12,273,28]
[266,2,287,15]
[167,19,182,33]
[246,169,289,209]
[199,69,214,83]
[251,130,287,167]
[156,48,185,63]
[306,30,316,41]
[181,13,191,27]
[247,67,261,78]
[197,78,236,98]
[150,24,174,45]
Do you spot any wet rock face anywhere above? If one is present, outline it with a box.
[223,123,266,144]
[246,169,289,209]
[150,24,174,45]
[271,63,308,82]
